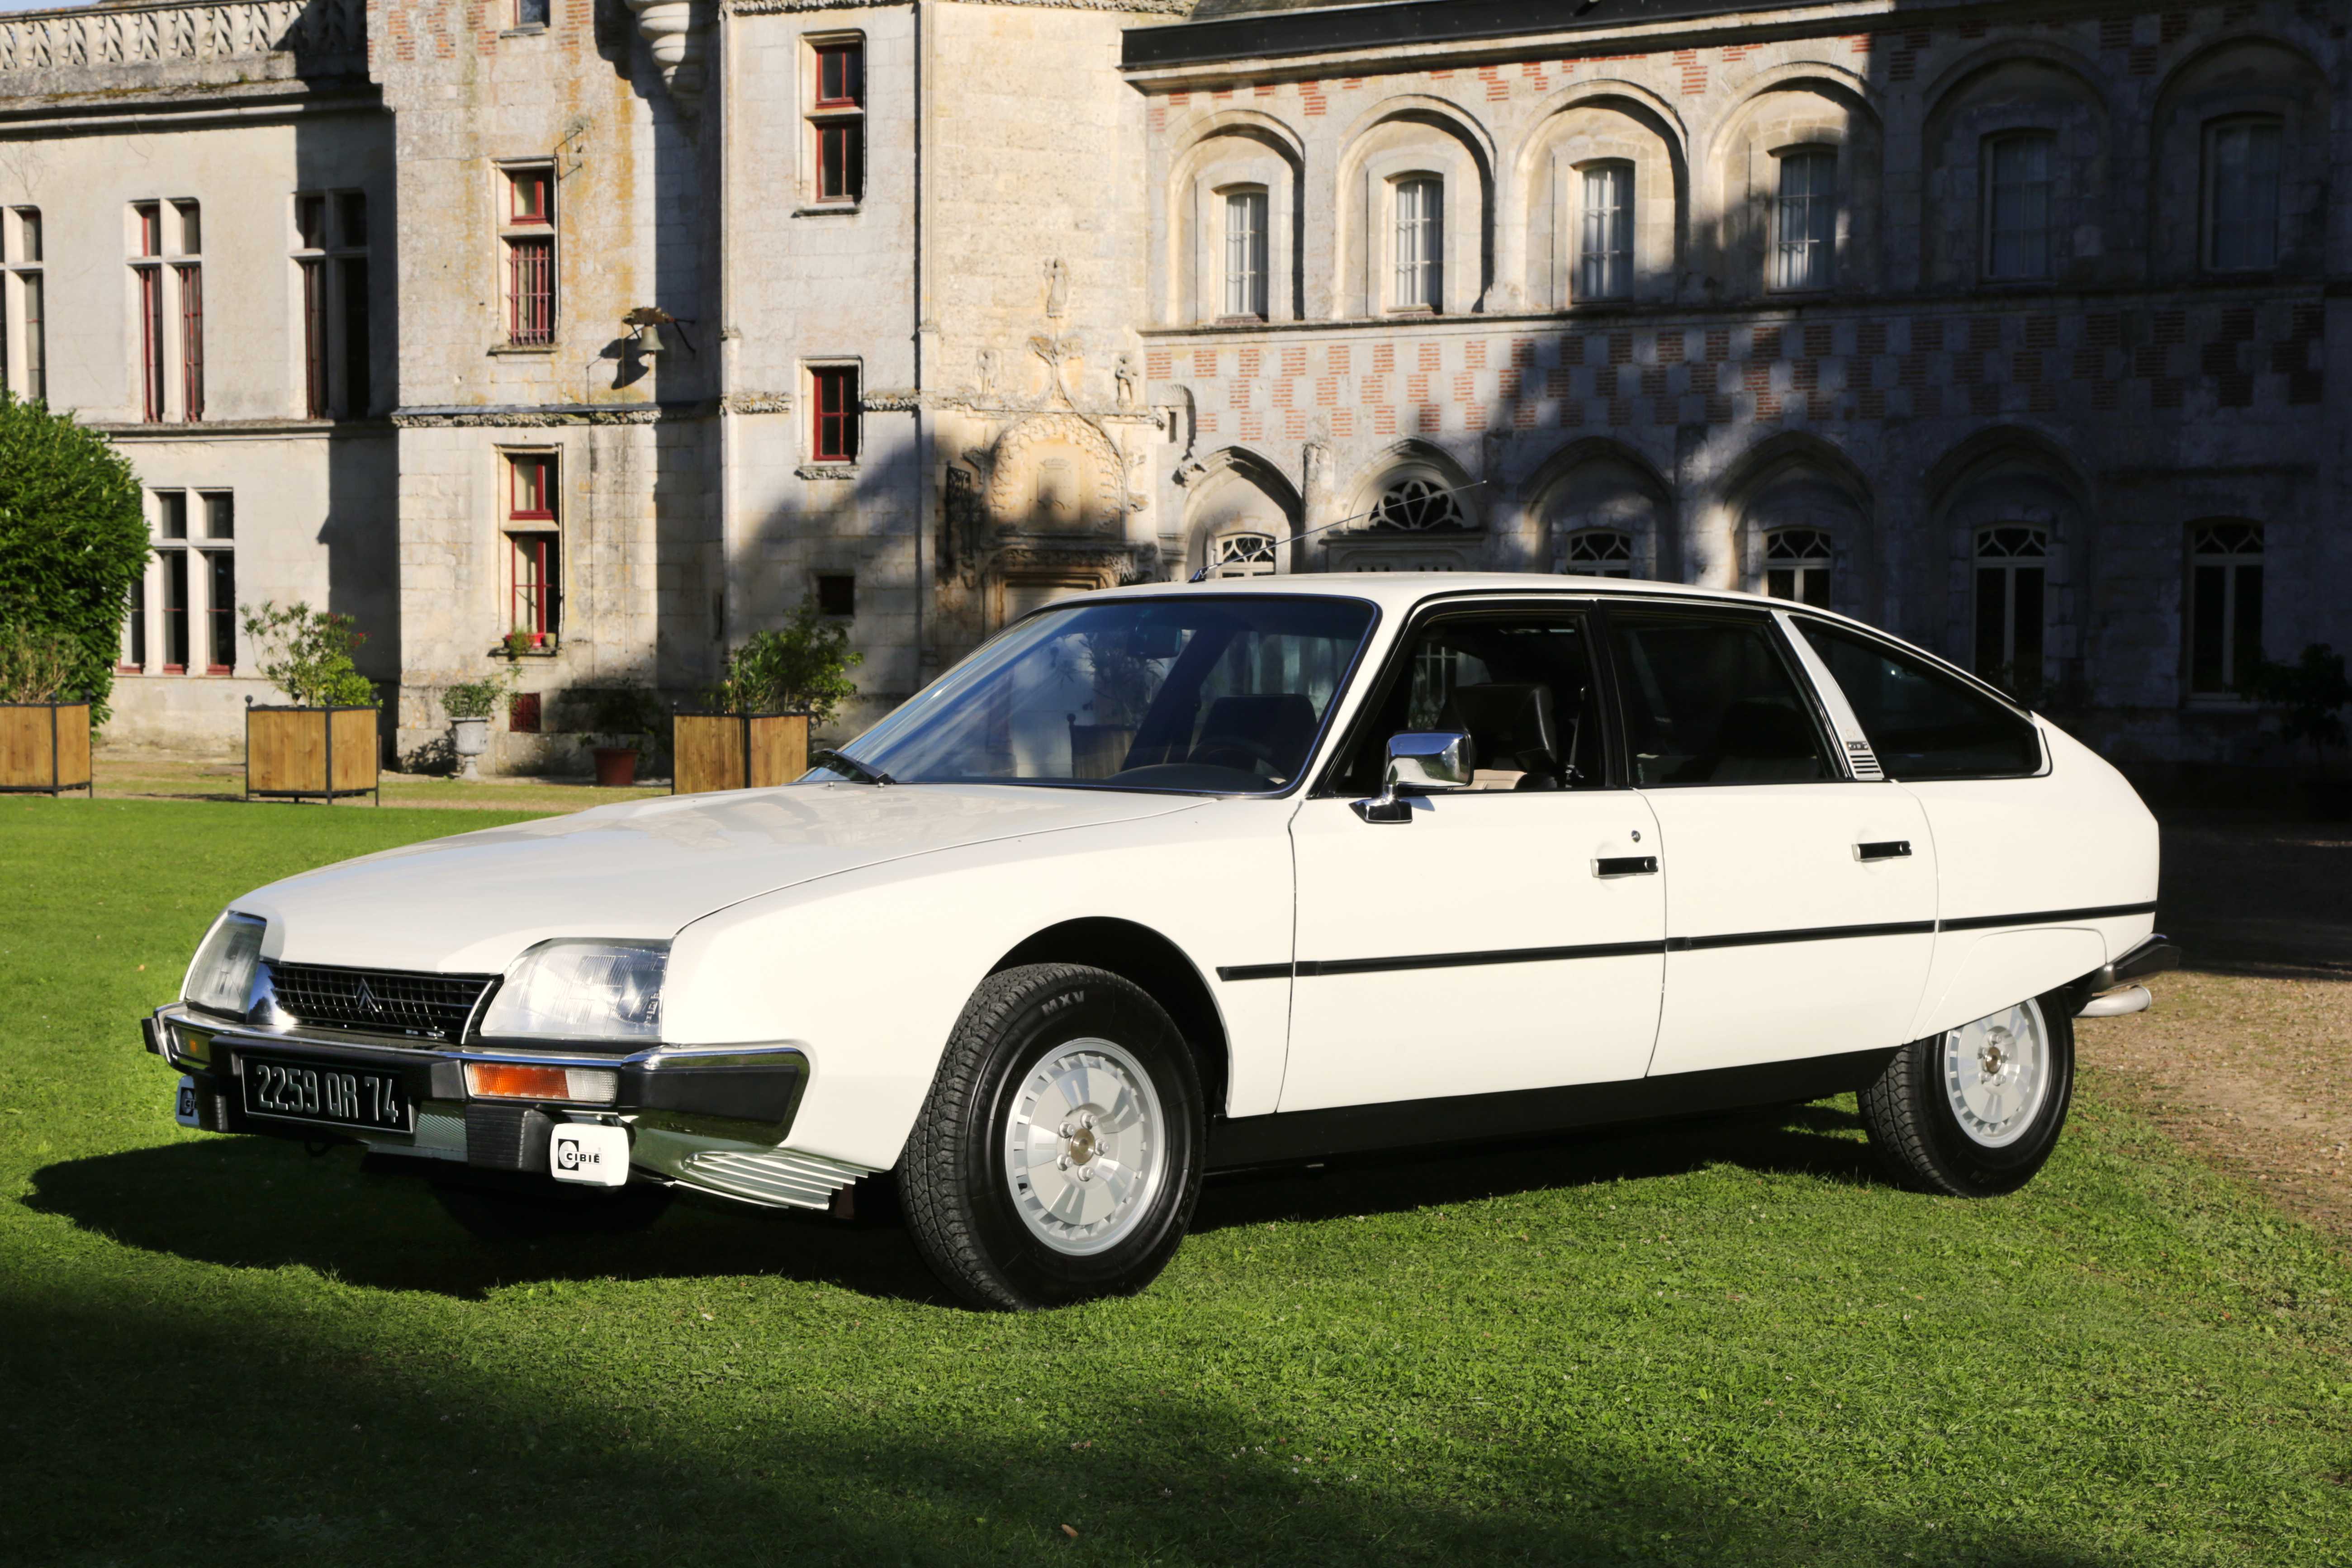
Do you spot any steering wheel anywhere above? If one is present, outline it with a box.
[1187,739,1284,777]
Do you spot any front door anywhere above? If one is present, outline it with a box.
[1280,606,1666,1113]
[1600,605,1939,1078]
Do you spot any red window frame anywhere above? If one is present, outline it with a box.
[810,366,860,463]
[176,263,204,423]
[161,549,189,673]
[509,169,552,226]
[814,42,863,109]
[509,454,555,520]
[817,121,864,204]
[134,201,162,258]
[507,235,554,345]
[509,534,558,641]
[138,266,166,422]
[205,550,235,673]
[300,258,328,417]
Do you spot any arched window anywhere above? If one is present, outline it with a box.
[2205,117,2282,273]
[1392,176,1443,311]
[1764,528,1833,607]
[1222,187,1269,320]
[1369,474,1465,532]
[1578,161,1633,302]
[2188,522,2264,694]
[1973,524,2049,695]
[1210,530,1278,578]
[1562,529,1634,578]
[1983,132,2054,280]
[1773,149,1836,291]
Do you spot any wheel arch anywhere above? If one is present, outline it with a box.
[990,918,1233,1118]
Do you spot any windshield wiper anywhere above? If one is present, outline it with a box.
[810,748,896,786]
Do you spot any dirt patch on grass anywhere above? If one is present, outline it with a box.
[2077,809,2352,1246]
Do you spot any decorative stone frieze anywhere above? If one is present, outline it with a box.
[391,403,693,428]
[726,393,794,414]
[0,0,364,83]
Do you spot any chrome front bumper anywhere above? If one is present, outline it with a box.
[143,1004,870,1209]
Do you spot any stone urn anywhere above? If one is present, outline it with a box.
[451,716,490,780]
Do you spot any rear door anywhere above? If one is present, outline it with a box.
[1278,602,1665,1113]
[1603,602,1939,1079]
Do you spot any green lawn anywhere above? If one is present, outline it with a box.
[2,798,2347,1567]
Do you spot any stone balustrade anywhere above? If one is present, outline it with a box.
[0,0,363,83]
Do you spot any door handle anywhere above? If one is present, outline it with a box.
[1855,840,1911,862]
[1594,855,1659,877]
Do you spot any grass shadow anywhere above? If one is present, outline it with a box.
[25,1103,1876,1306]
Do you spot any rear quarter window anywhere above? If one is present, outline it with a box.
[1798,619,2042,781]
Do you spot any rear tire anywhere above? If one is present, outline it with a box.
[1859,990,2074,1198]
[899,963,1204,1310]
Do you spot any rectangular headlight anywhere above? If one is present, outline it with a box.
[183,913,265,1018]
[479,940,667,1043]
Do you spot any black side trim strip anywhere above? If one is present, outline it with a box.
[1674,919,1937,952]
[1938,901,2157,933]
[1208,1047,1898,1170]
[1299,940,1665,978]
[1216,904,2158,982]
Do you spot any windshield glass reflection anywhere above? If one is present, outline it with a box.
[816,595,1375,794]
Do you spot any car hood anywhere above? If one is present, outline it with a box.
[237,784,1203,973]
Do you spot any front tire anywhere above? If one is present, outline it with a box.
[899,963,1204,1310]
[1859,990,2074,1198]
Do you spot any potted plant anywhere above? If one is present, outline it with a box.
[569,685,664,787]
[674,601,862,795]
[441,673,511,781]
[241,602,381,804]
[0,620,92,797]
[2239,643,2352,821]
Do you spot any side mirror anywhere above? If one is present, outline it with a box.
[1354,730,1475,823]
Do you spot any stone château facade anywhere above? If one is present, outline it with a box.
[1,0,2342,772]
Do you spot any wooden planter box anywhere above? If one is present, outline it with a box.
[246,703,380,804]
[672,712,809,795]
[0,701,93,797]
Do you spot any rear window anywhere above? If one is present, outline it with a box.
[1798,619,2042,781]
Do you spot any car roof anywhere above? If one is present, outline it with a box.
[1091,571,1792,616]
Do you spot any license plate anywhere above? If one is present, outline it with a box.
[240,1055,414,1134]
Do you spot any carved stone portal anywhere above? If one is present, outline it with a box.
[984,413,1124,537]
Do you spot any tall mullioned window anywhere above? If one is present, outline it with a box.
[1984,132,2053,281]
[1974,524,2049,697]
[295,190,372,417]
[175,200,204,423]
[810,365,861,463]
[1578,161,1632,301]
[2187,522,2264,696]
[503,167,555,346]
[2205,117,2282,273]
[133,202,166,421]
[3,207,41,403]
[1764,529,1833,608]
[505,452,560,645]
[1393,176,1442,311]
[1773,149,1835,292]
[810,38,865,205]
[1223,188,1268,319]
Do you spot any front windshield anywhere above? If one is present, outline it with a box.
[821,594,1376,793]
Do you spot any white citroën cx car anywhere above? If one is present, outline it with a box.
[146,575,2176,1309]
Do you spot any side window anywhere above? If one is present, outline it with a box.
[1608,611,1833,786]
[1332,611,1605,796]
[1797,619,2040,780]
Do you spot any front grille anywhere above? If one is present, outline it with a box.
[266,962,495,1042]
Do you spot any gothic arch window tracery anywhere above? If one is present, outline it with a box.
[1562,529,1634,578]
[1368,474,1466,533]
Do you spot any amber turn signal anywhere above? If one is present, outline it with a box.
[464,1062,620,1104]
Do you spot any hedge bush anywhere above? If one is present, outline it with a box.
[0,391,149,722]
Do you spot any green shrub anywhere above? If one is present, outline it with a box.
[441,676,510,722]
[2240,643,2352,775]
[0,390,149,723]
[241,602,378,707]
[564,685,666,748]
[0,620,82,703]
[704,601,862,726]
